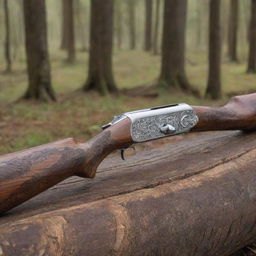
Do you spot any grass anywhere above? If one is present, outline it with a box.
[0,49,256,154]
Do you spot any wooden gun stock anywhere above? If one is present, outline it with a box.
[0,118,132,215]
[1,93,256,215]
[192,94,256,132]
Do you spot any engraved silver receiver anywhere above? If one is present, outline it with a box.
[102,103,199,143]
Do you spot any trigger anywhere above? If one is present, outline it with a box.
[120,146,136,161]
[121,149,125,160]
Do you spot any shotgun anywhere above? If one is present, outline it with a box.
[1,93,256,215]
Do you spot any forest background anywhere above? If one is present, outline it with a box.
[0,0,255,155]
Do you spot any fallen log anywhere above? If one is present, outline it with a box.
[1,131,256,256]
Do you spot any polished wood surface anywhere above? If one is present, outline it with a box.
[1,131,256,255]
[0,117,132,215]
[192,93,256,131]
[1,93,256,215]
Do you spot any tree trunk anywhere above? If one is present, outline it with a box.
[3,0,12,73]
[127,0,136,50]
[83,0,117,94]
[228,0,239,62]
[195,0,202,49]
[75,0,88,52]
[2,132,256,255]
[144,0,153,51]
[159,0,195,93]
[205,0,222,100]
[152,0,160,55]
[244,0,251,44]
[22,0,56,101]
[247,0,256,73]
[65,0,75,62]
[221,1,229,50]
[115,0,123,50]
[60,0,68,50]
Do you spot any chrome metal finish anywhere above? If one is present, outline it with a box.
[160,124,176,134]
[103,103,199,142]
[102,114,126,130]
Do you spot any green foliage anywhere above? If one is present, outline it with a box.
[13,130,51,152]
[0,0,255,154]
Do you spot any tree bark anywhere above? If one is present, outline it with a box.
[144,0,153,51]
[152,0,160,55]
[60,0,68,50]
[75,0,88,52]
[195,0,202,49]
[2,131,256,255]
[247,0,256,73]
[65,0,75,62]
[83,0,117,94]
[228,0,239,62]
[205,0,222,100]
[244,0,251,44]
[3,0,12,73]
[22,0,56,101]
[115,0,123,50]
[127,0,136,50]
[159,0,195,93]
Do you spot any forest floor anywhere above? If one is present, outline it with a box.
[0,49,256,154]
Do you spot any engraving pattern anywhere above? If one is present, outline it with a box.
[131,110,198,142]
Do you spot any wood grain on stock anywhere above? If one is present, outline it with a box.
[192,93,256,131]
[0,118,132,215]
[1,131,256,256]
[1,93,256,215]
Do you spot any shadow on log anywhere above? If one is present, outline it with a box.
[1,131,256,255]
